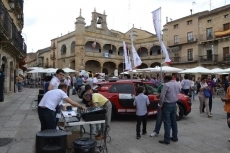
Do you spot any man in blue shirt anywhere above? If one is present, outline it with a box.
[76,76,83,93]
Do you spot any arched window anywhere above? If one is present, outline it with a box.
[71,41,75,53]
[61,44,66,55]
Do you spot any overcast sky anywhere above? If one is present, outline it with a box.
[22,0,228,53]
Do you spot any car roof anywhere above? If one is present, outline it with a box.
[97,79,147,85]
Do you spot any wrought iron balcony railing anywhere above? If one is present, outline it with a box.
[199,54,218,63]
[170,55,198,64]
[0,2,26,55]
[167,35,198,47]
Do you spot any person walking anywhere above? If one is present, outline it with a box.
[221,82,230,142]
[181,75,190,95]
[150,83,164,137]
[72,75,77,95]
[64,76,71,96]
[76,76,83,93]
[133,86,150,139]
[197,77,212,118]
[159,75,180,145]
[202,75,215,114]
[190,77,196,100]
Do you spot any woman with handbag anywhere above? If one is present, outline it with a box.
[197,77,212,118]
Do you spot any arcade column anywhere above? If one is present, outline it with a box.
[0,71,4,102]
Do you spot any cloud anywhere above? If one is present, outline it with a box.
[22,0,229,53]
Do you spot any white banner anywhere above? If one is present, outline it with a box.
[152,8,171,63]
[123,41,132,71]
[132,43,142,68]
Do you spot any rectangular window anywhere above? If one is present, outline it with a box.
[174,53,180,62]
[206,28,213,40]
[187,32,193,42]
[223,47,230,61]
[224,14,229,18]
[174,24,179,29]
[187,20,192,25]
[207,19,212,23]
[223,23,230,31]
[206,50,213,61]
[187,49,193,61]
[174,35,179,44]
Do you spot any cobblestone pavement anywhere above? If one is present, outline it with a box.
[0,88,230,153]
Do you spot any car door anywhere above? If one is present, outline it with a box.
[109,83,135,109]
[144,83,159,111]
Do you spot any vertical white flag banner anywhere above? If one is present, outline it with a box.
[132,43,142,68]
[123,41,132,71]
[152,8,171,63]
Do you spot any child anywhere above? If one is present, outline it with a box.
[133,86,150,139]
[221,81,230,142]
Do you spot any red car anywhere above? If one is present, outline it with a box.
[96,79,191,120]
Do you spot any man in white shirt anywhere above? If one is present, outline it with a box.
[93,74,100,86]
[86,74,93,88]
[64,76,71,96]
[47,69,65,126]
[38,84,87,131]
[48,69,65,90]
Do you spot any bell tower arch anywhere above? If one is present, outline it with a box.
[90,8,108,31]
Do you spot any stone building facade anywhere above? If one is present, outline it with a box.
[27,47,52,68]
[163,4,230,69]
[0,0,27,93]
[50,9,161,76]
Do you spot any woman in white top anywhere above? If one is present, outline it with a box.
[190,77,195,100]
[197,77,212,117]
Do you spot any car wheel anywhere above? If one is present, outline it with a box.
[176,104,184,121]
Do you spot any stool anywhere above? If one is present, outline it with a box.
[36,129,67,153]
[72,138,97,153]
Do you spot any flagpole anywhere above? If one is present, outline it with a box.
[159,8,163,82]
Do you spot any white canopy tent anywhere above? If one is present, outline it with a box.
[27,68,47,73]
[63,68,76,73]
[136,66,183,73]
[210,68,227,74]
[45,68,57,73]
[179,66,212,74]
[217,68,230,74]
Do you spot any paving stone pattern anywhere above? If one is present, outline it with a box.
[0,88,230,153]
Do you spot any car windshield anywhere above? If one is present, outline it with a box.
[145,83,158,94]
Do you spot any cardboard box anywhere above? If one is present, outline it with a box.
[57,121,65,127]
[62,103,72,111]
[67,130,81,149]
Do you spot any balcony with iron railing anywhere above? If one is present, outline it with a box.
[199,33,216,41]
[167,35,198,47]
[0,2,26,55]
[222,54,230,61]
[170,55,198,64]
[199,54,218,63]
